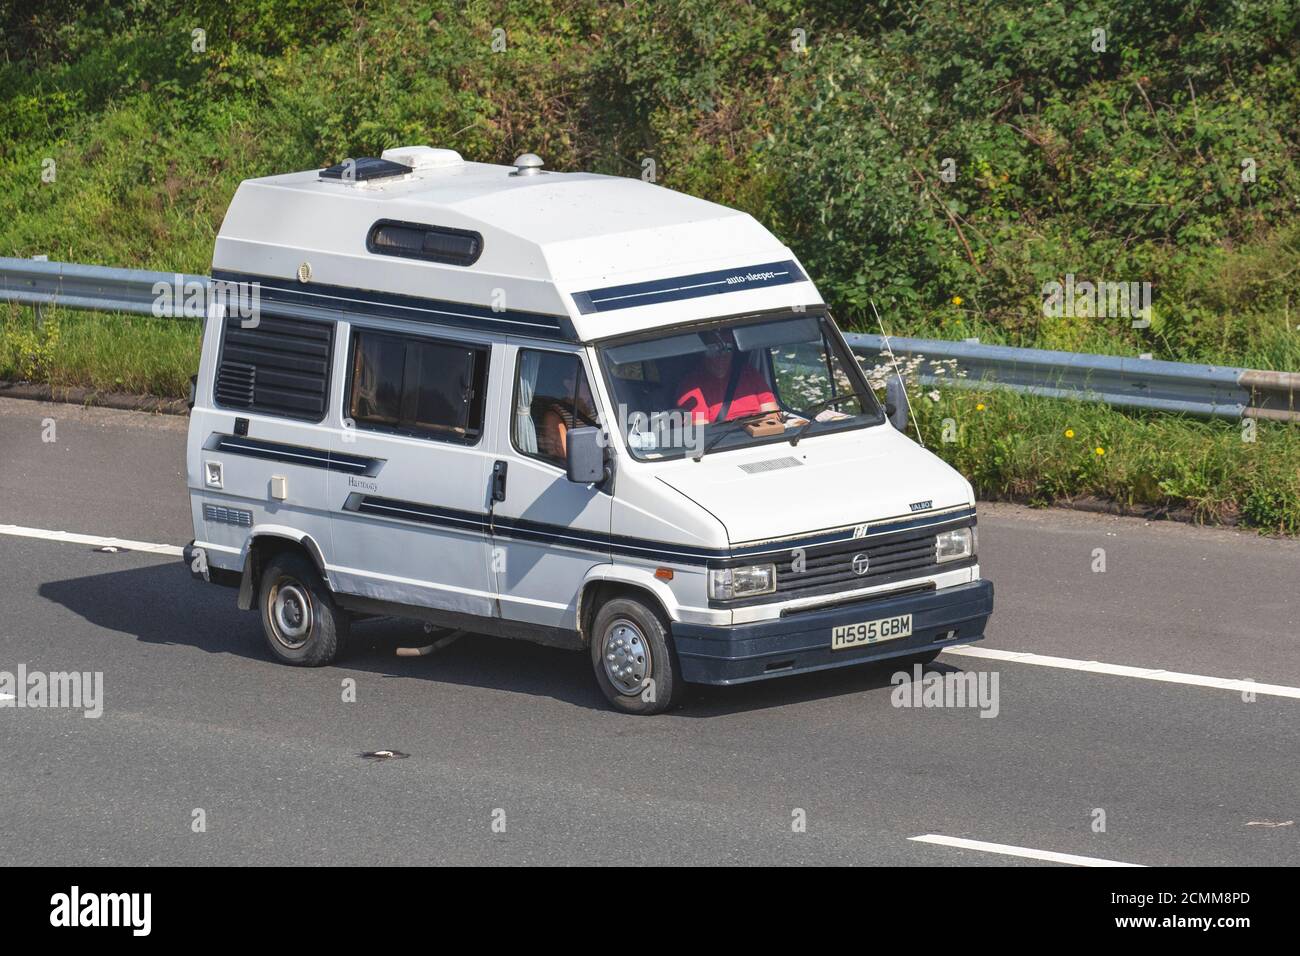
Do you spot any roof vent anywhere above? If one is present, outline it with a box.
[319,157,411,183]
[510,153,545,177]
[380,146,464,170]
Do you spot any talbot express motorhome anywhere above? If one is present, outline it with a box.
[184,146,993,714]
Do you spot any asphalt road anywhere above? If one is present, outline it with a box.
[1,397,1297,865]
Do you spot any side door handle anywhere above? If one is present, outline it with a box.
[491,460,508,503]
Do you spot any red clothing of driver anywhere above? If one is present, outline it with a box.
[676,355,776,424]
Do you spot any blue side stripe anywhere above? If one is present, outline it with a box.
[354,496,491,533]
[212,269,573,341]
[341,494,973,568]
[206,433,385,477]
[572,260,808,315]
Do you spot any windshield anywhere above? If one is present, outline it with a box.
[597,312,883,460]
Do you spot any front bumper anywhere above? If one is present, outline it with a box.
[672,579,993,685]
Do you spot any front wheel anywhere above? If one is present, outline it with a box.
[590,597,683,715]
[259,552,348,666]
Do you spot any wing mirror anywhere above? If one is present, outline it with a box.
[884,376,910,432]
[566,426,609,484]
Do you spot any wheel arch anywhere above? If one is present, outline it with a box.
[237,528,329,611]
[577,569,676,648]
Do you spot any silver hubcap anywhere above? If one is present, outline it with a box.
[602,619,651,696]
[271,580,313,649]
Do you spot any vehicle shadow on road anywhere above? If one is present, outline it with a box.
[40,561,967,717]
[37,561,608,712]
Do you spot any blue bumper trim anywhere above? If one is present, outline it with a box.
[673,579,993,685]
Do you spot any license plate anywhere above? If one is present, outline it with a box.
[831,613,913,651]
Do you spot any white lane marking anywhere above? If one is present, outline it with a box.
[909,834,1145,867]
[0,524,183,557]
[943,644,1300,700]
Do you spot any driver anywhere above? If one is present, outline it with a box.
[537,366,598,463]
[675,348,777,425]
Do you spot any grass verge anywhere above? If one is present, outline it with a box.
[0,305,199,398]
[912,388,1300,535]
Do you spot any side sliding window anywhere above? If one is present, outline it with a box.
[348,328,489,444]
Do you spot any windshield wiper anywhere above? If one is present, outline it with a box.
[692,411,777,461]
[788,394,857,446]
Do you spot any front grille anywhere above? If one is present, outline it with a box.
[771,521,969,601]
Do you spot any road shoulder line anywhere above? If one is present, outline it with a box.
[0,523,184,557]
[909,834,1145,867]
[944,644,1300,700]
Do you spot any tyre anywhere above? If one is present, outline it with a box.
[259,551,348,666]
[590,596,683,715]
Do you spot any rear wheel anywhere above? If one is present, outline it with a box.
[259,552,348,666]
[590,596,683,715]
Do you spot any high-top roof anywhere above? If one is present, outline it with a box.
[213,147,822,342]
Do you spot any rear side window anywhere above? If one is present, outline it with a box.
[348,329,488,443]
[366,219,483,267]
[214,314,333,421]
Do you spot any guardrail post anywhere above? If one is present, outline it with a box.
[32,255,47,330]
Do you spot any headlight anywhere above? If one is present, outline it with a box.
[708,564,776,600]
[935,527,974,563]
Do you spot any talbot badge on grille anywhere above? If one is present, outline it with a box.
[851,552,870,575]
[909,499,933,512]
[852,523,869,538]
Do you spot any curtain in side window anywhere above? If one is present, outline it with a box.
[515,350,541,454]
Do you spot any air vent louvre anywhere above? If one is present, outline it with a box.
[203,504,253,527]
[738,456,803,474]
[215,361,255,406]
[214,315,333,421]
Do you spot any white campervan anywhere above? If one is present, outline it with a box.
[184,146,993,714]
